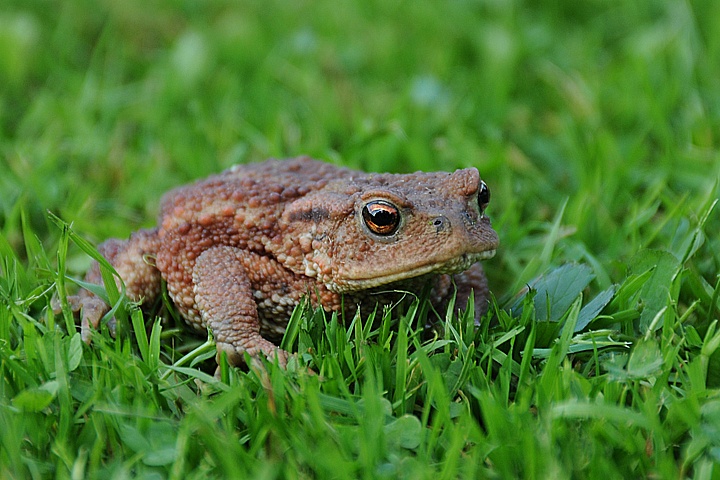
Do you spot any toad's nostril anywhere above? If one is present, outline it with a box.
[433,216,449,233]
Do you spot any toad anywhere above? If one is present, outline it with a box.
[63,157,499,366]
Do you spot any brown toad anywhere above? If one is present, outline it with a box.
[66,157,499,366]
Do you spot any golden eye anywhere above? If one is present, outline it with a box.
[478,180,490,212]
[362,200,400,236]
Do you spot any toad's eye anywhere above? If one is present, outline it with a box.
[362,200,401,236]
[478,181,491,213]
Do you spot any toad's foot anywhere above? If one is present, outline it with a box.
[52,294,114,342]
[215,337,290,368]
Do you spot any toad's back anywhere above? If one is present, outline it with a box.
[157,158,354,240]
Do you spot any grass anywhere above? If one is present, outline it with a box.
[2,0,720,477]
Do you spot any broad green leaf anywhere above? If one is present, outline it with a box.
[574,285,616,332]
[606,338,663,381]
[626,338,664,379]
[521,263,594,322]
[384,415,422,450]
[118,423,151,453]
[629,250,681,332]
[118,422,178,466]
[12,381,59,412]
[67,333,83,372]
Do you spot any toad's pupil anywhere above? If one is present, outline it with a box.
[362,201,400,235]
[370,208,394,225]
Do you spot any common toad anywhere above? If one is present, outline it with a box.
[66,157,499,366]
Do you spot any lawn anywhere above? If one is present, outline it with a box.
[2,0,720,477]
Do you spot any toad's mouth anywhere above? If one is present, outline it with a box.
[329,249,496,293]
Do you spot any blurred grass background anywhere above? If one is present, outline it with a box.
[2,0,720,477]
[3,0,718,296]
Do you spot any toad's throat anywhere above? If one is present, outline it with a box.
[328,249,496,293]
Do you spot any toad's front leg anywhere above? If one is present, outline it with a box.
[193,245,290,367]
[453,262,492,321]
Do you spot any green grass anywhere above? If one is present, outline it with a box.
[2,0,720,477]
